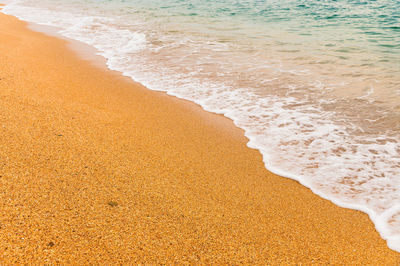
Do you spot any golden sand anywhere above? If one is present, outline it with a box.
[0,12,399,264]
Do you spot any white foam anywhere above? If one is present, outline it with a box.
[2,0,400,252]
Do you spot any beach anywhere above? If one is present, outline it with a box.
[0,9,399,264]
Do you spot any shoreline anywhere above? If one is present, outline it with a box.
[0,10,399,264]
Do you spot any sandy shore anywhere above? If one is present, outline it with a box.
[0,11,399,264]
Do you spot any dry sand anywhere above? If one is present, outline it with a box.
[0,11,399,264]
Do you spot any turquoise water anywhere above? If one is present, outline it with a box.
[2,0,400,251]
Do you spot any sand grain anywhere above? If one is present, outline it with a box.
[0,13,399,264]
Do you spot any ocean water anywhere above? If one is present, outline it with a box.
[2,0,399,251]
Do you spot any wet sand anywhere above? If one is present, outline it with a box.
[0,11,399,264]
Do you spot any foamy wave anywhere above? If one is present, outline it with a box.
[3,0,400,252]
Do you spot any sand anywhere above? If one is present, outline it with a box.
[0,11,399,264]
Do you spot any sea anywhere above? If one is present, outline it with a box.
[2,0,399,252]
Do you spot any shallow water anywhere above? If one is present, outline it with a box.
[2,0,400,251]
